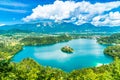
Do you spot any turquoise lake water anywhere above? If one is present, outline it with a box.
[13,39,113,72]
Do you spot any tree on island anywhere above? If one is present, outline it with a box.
[61,46,74,53]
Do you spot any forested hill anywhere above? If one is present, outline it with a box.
[97,33,120,58]
[97,33,120,44]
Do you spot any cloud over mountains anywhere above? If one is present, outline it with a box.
[0,24,5,27]
[23,1,120,26]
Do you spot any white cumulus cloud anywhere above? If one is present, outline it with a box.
[91,11,120,26]
[23,1,120,26]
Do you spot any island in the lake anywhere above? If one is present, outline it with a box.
[61,46,74,53]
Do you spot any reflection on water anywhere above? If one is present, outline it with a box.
[13,39,113,72]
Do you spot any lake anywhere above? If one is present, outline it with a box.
[13,39,113,72]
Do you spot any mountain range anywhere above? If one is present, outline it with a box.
[0,22,120,34]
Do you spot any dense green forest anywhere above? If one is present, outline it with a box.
[104,45,120,58]
[97,33,120,44]
[20,35,72,46]
[1,33,120,79]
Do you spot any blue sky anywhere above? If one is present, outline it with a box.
[0,0,120,26]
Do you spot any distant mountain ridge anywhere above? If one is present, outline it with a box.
[0,22,120,34]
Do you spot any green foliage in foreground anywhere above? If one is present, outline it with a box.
[1,56,120,80]
[0,58,67,80]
